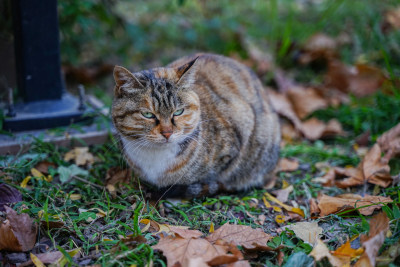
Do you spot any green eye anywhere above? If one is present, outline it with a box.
[141,112,155,119]
[173,108,184,116]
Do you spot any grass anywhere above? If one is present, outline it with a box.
[1,0,400,265]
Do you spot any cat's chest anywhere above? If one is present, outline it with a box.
[122,138,179,184]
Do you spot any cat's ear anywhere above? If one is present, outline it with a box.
[175,57,199,87]
[113,66,145,96]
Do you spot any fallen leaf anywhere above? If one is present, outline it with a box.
[332,238,364,260]
[206,223,272,250]
[0,206,37,252]
[30,253,45,267]
[57,165,88,184]
[309,198,321,216]
[355,212,390,267]
[299,33,338,65]
[284,221,323,245]
[300,118,344,141]
[310,239,350,267]
[325,61,387,97]
[382,6,400,32]
[105,167,131,187]
[34,161,56,175]
[277,158,299,172]
[272,185,294,203]
[318,194,392,216]
[377,122,400,162]
[265,192,305,217]
[20,251,63,267]
[0,184,22,211]
[153,235,238,267]
[64,147,94,166]
[287,87,328,119]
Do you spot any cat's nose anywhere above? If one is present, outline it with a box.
[161,131,173,140]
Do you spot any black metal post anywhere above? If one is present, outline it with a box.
[3,0,90,132]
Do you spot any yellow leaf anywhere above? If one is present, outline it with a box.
[20,176,32,188]
[56,248,81,267]
[265,192,304,217]
[140,219,150,224]
[209,222,214,233]
[38,210,44,219]
[31,168,45,178]
[141,219,151,233]
[69,194,81,200]
[30,253,45,267]
[44,175,53,182]
[282,180,290,189]
[275,215,286,224]
[263,197,272,208]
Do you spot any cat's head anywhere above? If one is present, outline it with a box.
[112,58,201,146]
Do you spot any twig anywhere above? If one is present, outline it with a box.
[71,175,104,189]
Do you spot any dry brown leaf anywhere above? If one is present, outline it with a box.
[64,147,94,166]
[284,221,323,245]
[206,223,272,250]
[168,226,203,239]
[325,61,386,97]
[383,7,400,32]
[310,239,350,267]
[318,194,392,216]
[280,122,301,144]
[299,33,338,65]
[377,122,400,162]
[266,89,302,130]
[20,251,63,267]
[287,87,328,119]
[34,161,56,175]
[105,167,131,187]
[355,212,390,267]
[272,185,294,203]
[0,184,22,212]
[309,198,321,216]
[153,235,238,267]
[0,206,37,252]
[300,118,343,140]
[277,158,299,172]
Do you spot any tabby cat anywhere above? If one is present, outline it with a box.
[112,54,280,197]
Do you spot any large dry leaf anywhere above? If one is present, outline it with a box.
[206,223,272,250]
[0,184,22,211]
[0,206,37,251]
[277,158,299,172]
[310,239,350,267]
[286,87,328,119]
[355,212,390,267]
[377,122,400,162]
[300,118,343,141]
[325,61,386,97]
[20,251,63,267]
[318,194,392,216]
[314,144,393,188]
[284,221,322,245]
[153,235,238,267]
[267,89,302,130]
[64,147,94,166]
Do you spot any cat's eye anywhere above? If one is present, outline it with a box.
[141,111,156,119]
[173,108,184,116]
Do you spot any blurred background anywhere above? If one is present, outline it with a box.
[0,0,399,137]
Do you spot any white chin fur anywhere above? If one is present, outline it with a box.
[121,136,179,184]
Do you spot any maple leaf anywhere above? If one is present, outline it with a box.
[317,194,392,216]
[206,223,272,250]
[0,206,37,252]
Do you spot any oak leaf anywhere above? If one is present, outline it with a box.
[318,194,392,216]
[206,223,272,250]
[0,206,37,252]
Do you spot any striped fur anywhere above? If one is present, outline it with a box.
[112,54,280,193]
